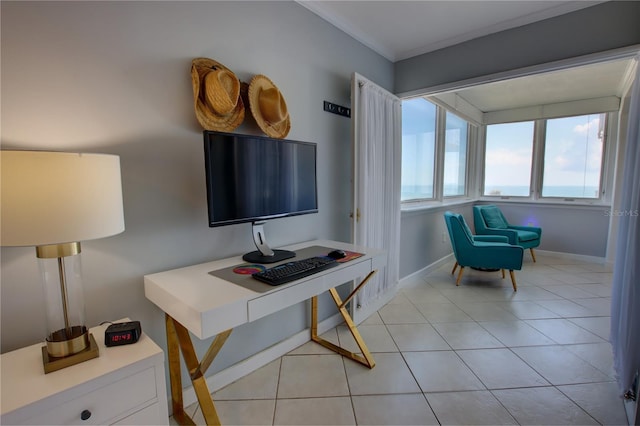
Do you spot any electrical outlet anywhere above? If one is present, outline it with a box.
[442,232,447,243]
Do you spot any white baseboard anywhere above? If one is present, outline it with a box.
[399,253,454,288]
[535,249,608,265]
[177,311,345,411]
[351,255,456,323]
[351,286,397,324]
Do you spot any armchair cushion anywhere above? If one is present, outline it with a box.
[480,206,508,229]
[515,230,539,242]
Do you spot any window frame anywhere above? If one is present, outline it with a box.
[480,112,614,204]
[401,98,473,205]
[442,110,471,198]
[482,120,536,199]
[400,97,438,202]
[539,113,607,200]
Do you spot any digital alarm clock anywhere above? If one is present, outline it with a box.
[104,321,141,347]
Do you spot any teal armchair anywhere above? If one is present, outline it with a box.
[473,205,541,262]
[444,212,523,290]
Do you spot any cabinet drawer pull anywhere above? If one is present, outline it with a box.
[81,410,92,421]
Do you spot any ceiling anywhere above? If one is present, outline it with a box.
[439,57,636,113]
[298,1,604,62]
[298,1,637,113]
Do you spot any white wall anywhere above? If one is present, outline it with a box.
[0,0,392,381]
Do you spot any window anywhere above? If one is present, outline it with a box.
[482,112,609,201]
[401,98,436,201]
[401,98,473,203]
[483,121,534,197]
[443,111,468,197]
[542,113,605,198]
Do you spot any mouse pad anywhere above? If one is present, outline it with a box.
[336,251,364,263]
[209,245,363,293]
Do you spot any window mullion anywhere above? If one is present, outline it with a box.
[461,123,472,197]
[434,106,446,201]
[531,120,546,200]
[601,112,615,203]
[466,123,478,197]
[476,125,486,198]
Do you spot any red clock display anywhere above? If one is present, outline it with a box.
[111,332,133,342]
[104,321,141,347]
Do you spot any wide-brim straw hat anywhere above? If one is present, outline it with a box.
[191,58,244,131]
[248,75,290,139]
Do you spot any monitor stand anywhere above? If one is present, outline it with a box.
[243,221,295,264]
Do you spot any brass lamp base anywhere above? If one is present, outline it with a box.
[42,333,99,374]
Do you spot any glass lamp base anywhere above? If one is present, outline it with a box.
[42,333,99,374]
[47,325,90,357]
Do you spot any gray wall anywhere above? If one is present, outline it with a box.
[0,0,392,381]
[400,204,473,278]
[397,200,610,276]
[395,1,640,94]
[475,203,610,258]
[400,200,611,279]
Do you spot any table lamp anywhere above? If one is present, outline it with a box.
[1,150,125,373]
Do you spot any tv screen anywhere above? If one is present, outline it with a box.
[204,131,318,228]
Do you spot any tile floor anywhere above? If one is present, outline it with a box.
[172,253,630,425]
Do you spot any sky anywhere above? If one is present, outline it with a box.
[485,114,603,193]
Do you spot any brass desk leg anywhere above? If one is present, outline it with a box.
[166,314,232,426]
[311,270,377,369]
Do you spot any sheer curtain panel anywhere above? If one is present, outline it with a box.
[352,73,401,308]
[610,55,640,403]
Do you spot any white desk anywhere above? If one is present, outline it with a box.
[144,240,386,425]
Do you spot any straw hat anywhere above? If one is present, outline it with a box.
[191,58,244,131]
[248,75,291,139]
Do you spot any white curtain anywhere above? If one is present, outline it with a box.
[611,55,640,397]
[352,74,402,307]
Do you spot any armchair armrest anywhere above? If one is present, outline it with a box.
[508,225,542,236]
[473,235,509,243]
[475,228,519,245]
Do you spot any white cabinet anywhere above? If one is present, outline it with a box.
[1,320,168,425]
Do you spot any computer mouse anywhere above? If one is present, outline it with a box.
[327,249,346,260]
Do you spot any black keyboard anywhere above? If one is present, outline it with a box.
[252,256,338,286]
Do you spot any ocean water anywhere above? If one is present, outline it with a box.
[401,185,600,199]
[484,186,599,198]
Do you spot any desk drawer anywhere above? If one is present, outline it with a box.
[23,367,157,425]
[247,259,373,321]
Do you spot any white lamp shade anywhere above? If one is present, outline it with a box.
[1,151,125,247]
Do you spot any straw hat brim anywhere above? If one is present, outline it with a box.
[191,58,244,132]
[248,75,290,139]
